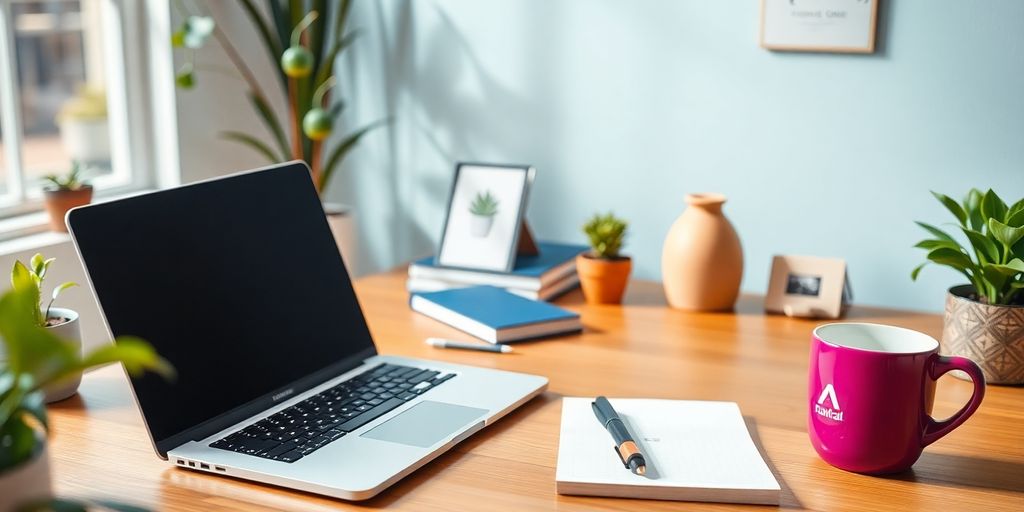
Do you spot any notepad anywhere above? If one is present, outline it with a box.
[556,398,781,505]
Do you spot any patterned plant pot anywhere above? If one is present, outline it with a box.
[941,285,1024,385]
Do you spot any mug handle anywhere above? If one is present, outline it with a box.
[922,355,986,447]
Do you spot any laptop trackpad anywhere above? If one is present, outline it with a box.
[362,401,488,448]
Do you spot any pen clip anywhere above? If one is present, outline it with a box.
[613,445,629,468]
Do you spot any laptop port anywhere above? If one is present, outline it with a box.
[176,459,184,465]
[215,466,226,472]
[188,461,195,467]
[200,463,210,470]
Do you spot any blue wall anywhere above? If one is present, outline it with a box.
[328,0,1024,311]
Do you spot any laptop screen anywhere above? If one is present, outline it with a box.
[68,163,377,456]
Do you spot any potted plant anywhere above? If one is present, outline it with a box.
[9,254,83,402]
[56,86,110,165]
[469,191,499,237]
[172,3,388,275]
[0,279,172,509]
[912,188,1024,384]
[41,162,93,233]
[577,213,631,304]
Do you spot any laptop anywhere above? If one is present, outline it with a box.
[66,161,548,500]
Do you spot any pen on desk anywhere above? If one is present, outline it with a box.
[425,337,513,353]
[592,396,647,476]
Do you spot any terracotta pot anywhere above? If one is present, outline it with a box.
[661,193,743,311]
[577,254,631,305]
[43,186,93,232]
[0,442,52,511]
[43,308,82,403]
[941,285,1024,385]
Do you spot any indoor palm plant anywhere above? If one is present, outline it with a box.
[912,188,1024,384]
[578,213,631,304]
[41,162,93,233]
[0,277,172,508]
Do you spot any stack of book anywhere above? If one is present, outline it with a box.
[406,242,587,301]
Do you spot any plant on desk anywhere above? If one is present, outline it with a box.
[912,188,1024,384]
[41,161,93,233]
[0,280,173,508]
[578,212,632,305]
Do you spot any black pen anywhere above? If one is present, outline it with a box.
[592,396,647,476]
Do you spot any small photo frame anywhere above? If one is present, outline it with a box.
[437,162,535,272]
[765,255,852,319]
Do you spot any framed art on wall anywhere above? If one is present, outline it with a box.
[760,0,879,54]
[436,163,535,272]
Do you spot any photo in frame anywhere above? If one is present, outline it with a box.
[760,0,879,54]
[437,163,535,272]
[765,255,853,319]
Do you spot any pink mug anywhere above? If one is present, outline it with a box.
[808,322,985,474]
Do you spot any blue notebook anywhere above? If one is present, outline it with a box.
[409,242,587,290]
[410,286,583,343]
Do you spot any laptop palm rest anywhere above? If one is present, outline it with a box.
[362,401,488,448]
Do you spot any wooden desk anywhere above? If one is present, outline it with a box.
[47,271,1024,511]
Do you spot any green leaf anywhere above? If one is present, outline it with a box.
[51,281,77,302]
[911,262,928,281]
[313,31,358,93]
[925,247,975,273]
[247,92,290,161]
[988,218,1024,250]
[239,0,284,85]
[932,191,967,226]
[961,228,999,264]
[319,119,388,191]
[175,65,195,89]
[915,221,955,242]
[171,28,185,48]
[980,189,1008,223]
[1007,207,1024,228]
[11,260,43,326]
[0,408,37,470]
[30,253,44,276]
[77,337,175,381]
[219,132,280,163]
[964,189,984,231]
[914,239,962,252]
[0,286,77,382]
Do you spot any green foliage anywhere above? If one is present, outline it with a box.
[55,86,106,123]
[0,284,174,471]
[171,1,386,193]
[468,191,499,217]
[10,253,77,327]
[583,212,628,259]
[913,189,1024,305]
[42,161,91,192]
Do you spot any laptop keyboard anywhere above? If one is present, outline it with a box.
[209,363,456,463]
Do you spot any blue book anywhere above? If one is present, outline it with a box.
[408,242,587,291]
[410,286,583,343]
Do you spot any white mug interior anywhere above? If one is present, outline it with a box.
[814,322,938,354]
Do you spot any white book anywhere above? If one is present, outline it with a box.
[556,398,781,505]
[406,273,580,301]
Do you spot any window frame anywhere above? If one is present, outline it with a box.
[0,0,155,223]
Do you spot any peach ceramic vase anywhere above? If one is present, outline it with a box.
[661,193,743,311]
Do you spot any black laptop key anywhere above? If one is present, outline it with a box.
[397,392,416,400]
[275,450,304,463]
[406,370,439,385]
[337,398,405,432]
[265,441,296,458]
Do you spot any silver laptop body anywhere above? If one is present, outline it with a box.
[67,162,547,500]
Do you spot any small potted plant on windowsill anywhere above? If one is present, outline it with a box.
[11,254,81,402]
[577,213,631,305]
[0,279,172,509]
[56,85,110,165]
[912,188,1024,385]
[469,191,499,238]
[42,162,93,233]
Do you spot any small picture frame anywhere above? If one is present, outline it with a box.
[436,162,535,272]
[765,255,852,319]
[760,0,879,54]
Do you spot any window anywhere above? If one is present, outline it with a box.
[0,0,151,222]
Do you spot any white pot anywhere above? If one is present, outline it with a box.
[324,203,360,277]
[59,118,111,164]
[0,442,52,511]
[470,214,495,237]
[43,308,82,403]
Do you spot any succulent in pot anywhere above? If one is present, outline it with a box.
[912,188,1024,384]
[577,213,631,305]
[41,162,93,233]
[468,190,499,238]
[0,277,172,509]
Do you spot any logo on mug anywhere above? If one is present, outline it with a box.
[815,383,843,422]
